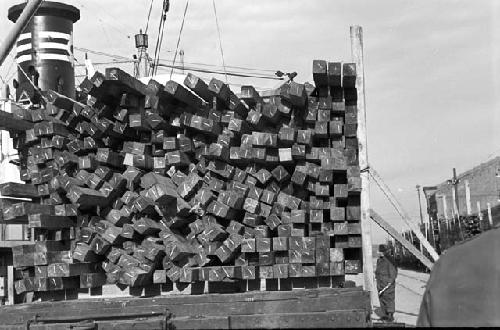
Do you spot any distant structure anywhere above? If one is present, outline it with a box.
[134,30,149,78]
[8,1,80,100]
[179,49,185,74]
[423,157,500,225]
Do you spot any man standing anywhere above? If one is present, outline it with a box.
[375,244,398,322]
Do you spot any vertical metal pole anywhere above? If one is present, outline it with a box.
[350,26,375,306]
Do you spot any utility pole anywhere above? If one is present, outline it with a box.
[416,185,424,226]
[350,26,375,307]
[448,168,460,216]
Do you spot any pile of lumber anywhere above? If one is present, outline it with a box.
[1,59,363,296]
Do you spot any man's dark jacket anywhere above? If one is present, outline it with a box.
[417,227,500,327]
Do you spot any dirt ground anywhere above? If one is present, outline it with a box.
[351,259,430,326]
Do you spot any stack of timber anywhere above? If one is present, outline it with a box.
[0,60,363,299]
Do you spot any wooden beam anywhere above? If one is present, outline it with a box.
[7,266,14,305]
[0,241,31,249]
[370,209,433,270]
[0,110,33,132]
[464,180,472,216]
[370,168,440,262]
[350,25,375,306]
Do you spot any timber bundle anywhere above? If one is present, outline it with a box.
[2,59,363,296]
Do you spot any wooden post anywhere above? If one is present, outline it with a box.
[465,180,472,216]
[7,266,14,305]
[451,188,458,217]
[441,195,450,231]
[487,202,493,227]
[350,26,375,306]
[476,201,483,220]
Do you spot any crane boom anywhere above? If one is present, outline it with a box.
[0,0,44,67]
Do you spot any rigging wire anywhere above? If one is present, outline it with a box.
[211,0,228,83]
[170,0,190,79]
[74,45,277,77]
[151,0,170,76]
[74,47,131,61]
[144,0,155,34]
[160,58,276,74]
[156,63,283,80]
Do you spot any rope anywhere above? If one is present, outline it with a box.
[170,0,190,79]
[212,0,228,83]
[144,0,155,34]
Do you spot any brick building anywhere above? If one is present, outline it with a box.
[423,157,500,226]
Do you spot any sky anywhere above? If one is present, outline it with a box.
[0,0,499,243]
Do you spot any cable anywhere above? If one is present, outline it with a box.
[160,58,277,74]
[170,0,190,79]
[74,47,131,61]
[151,0,169,76]
[145,0,155,34]
[212,0,228,83]
[156,63,283,80]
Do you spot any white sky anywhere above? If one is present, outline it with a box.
[1,0,499,243]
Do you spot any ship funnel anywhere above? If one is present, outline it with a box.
[8,1,80,100]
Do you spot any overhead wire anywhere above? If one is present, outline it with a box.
[170,0,190,79]
[211,0,228,83]
[160,58,277,75]
[151,0,170,76]
[74,47,131,61]
[144,0,155,34]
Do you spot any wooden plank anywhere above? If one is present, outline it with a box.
[0,287,370,325]
[0,183,39,198]
[350,25,375,306]
[370,209,433,270]
[228,310,369,329]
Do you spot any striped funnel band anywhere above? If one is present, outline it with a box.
[16,31,73,64]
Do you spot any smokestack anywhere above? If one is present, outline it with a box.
[8,1,80,100]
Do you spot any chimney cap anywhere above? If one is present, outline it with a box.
[8,1,80,23]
